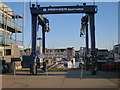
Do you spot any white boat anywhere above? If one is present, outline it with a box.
[64,61,72,68]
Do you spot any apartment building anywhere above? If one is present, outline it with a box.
[45,47,75,60]
[46,48,67,58]
[0,2,23,62]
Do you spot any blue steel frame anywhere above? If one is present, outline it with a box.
[30,3,97,71]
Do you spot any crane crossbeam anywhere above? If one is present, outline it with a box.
[31,5,97,14]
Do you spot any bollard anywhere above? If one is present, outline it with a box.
[13,62,16,79]
[46,64,48,79]
[80,65,83,79]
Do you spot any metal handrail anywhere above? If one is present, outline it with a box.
[0,36,23,46]
[0,14,23,32]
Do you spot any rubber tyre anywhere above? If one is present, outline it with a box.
[30,63,37,75]
[91,67,97,75]
[92,70,96,75]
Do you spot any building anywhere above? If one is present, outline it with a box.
[46,47,75,59]
[113,44,120,62]
[0,2,23,62]
[66,47,75,60]
[96,49,109,60]
[46,48,67,58]
[79,47,112,60]
[24,46,42,55]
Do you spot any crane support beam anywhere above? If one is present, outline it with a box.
[86,24,89,54]
[31,14,38,55]
[42,26,46,71]
[89,13,97,74]
[30,5,97,14]
[42,26,46,54]
[89,13,95,62]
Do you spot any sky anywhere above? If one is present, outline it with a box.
[3,2,118,50]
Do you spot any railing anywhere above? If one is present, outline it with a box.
[0,14,23,32]
[0,37,23,46]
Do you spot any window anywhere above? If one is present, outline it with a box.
[6,49,11,56]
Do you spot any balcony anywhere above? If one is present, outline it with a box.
[0,37,23,46]
[0,14,23,33]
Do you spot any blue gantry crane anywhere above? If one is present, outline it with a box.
[22,3,98,75]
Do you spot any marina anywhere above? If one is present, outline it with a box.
[0,1,120,89]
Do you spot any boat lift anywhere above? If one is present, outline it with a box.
[22,3,98,75]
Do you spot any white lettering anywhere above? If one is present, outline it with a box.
[47,8,84,11]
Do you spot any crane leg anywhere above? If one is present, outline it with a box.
[30,14,38,75]
[89,13,97,75]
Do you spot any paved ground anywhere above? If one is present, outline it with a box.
[1,68,120,88]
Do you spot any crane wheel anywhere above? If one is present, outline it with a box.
[30,63,37,75]
[91,70,96,75]
[91,67,97,75]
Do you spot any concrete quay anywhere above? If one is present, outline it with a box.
[1,68,120,88]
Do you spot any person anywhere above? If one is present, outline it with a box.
[79,60,84,69]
